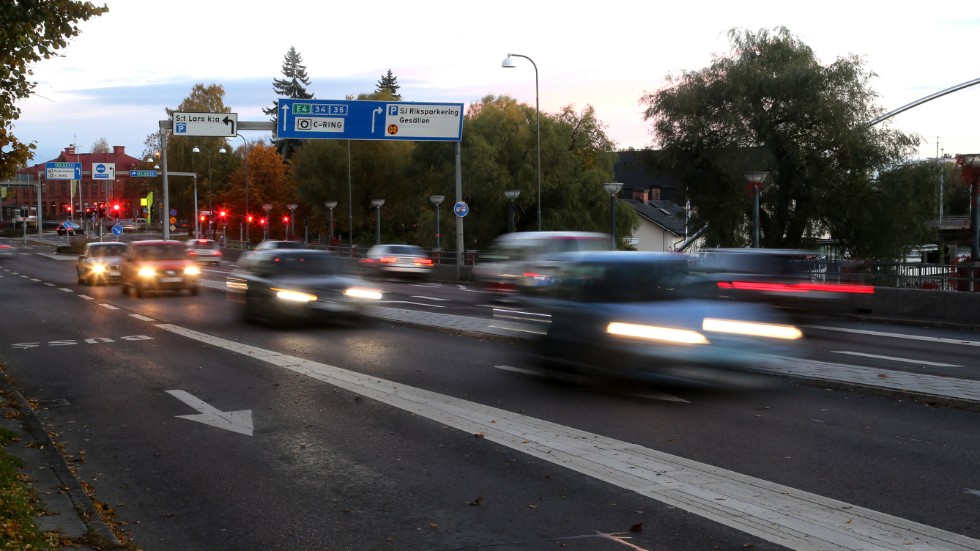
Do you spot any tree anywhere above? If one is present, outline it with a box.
[375,69,401,100]
[0,0,108,179]
[263,46,314,162]
[91,137,110,154]
[642,27,928,259]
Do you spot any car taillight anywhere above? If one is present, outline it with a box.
[415,258,432,266]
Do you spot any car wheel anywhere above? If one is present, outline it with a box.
[121,282,129,295]
[135,283,145,298]
[189,286,199,296]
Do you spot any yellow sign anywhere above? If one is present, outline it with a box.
[169,216,177,224]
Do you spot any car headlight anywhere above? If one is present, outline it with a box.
[137,267,156,278]
[344,287,382,300]
[184,265,201,276]
[606,322,709,345]
[273,288,317,302]
[91,263,106,274]
[702,318,802,340]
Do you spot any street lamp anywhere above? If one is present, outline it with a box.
[429,195,444,250]
[262,203,272,241]
[371,198,385,245]
[502,53,541,231]
[192,145,226,238]
[602,183,623,250]
[504,190,521,233]
[324,200,337,247]
[744,172,769,248]
[287,203,297,241]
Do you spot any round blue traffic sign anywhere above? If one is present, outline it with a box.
[170,209,177,217]
[453,201,469,218]
[112,224,123,236]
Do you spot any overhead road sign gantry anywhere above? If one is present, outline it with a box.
[45,162,82,180]
[173,112,238,137]
[278,99,464,142]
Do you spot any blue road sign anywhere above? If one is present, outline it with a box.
[129,170,158,177]
[453,201,469,218]
[45,162,82,180]
[278,99,463,142]
[112,224,123,236]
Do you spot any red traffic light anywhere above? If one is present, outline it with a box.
[247,215,254,223]
[282,216,289,223]
[113,203,120,212]
[219,210,227,218]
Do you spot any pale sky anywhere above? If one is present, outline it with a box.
[14,0,980,165]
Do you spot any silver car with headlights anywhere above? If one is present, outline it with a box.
[226,249,382,325]
[521,251,803,387]
[76,242,128,285]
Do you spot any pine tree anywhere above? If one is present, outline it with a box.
[375,69,401,100]
[263,46,314,161]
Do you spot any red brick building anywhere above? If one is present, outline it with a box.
[10,145,151,221]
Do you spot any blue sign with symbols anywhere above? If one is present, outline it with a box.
[129,170,158,177]
[112,224,123,236]
[277,99,463,142]
[453,201,469,218]
[45,162,82,180]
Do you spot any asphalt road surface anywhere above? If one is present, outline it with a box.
[1,246,979,550]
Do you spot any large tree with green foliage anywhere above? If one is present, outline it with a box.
[0,0,108,179]
[263,46,314,162]
[642,27,932,260]
[374,69,401,100]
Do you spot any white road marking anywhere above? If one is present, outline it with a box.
[831,350,961,367]
[59,287,73,292]
[44,282,55,287]
[79,295,95,301]
[129,314,156,322]
[30,278,40,282]
[99,304,119,310]
[165,390,253,436]
[964,489,980,498]
[806,325,980,347]
[410,295,449,301]
[154,322,980,551]
[382,300,447,308]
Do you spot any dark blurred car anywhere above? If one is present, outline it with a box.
[186,238,223,265]
[56,223,84,236]
[691,248,874,318]
[120,240,201,297]
[521,251,803,387]
[360,244,433,280]
[238,240,310,264]
[76,242,127,285]
[226,249,382,325]
[0,244,15,260]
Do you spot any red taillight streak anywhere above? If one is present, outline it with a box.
[720,281,874,295]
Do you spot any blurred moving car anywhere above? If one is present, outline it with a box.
[473,231,610,297]
[238,240,310,264]
[120,240,201,297]
[360,244,433,280]
[76,242,127,285]
[0,244,15,260]
[521,251,803,387]
[107,218,147,232]
[692,248,874,318]
[56,223,84,236]
[186,238,223,265]
[226,249,382,325]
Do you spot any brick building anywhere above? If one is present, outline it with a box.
[10,145,151,221]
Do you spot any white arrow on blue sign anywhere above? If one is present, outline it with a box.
[278,99,463,142]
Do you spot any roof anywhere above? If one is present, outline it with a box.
[625,198,688,236]
[613,150,684,196]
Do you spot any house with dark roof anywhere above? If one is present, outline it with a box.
[613,149,694,251]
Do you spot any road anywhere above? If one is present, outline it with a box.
[1,242,979,550]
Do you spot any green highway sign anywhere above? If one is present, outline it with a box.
[129,170,158,177]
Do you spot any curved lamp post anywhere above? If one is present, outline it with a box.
[324,200,338,247]
[286,203,297,241]
[744,172,769,248]
[261,203,272,241]
[429,195,444,250]
[371,198,385,245]
[601,183,623,250]
[504,189,521,233]
[502,53,541,231]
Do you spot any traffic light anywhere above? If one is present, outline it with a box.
[200,215,206,223]
[282,215,289,224]
[219,210,227,220]
[258,217,266,226]
[112,203,121,216]
[247,214,254,224]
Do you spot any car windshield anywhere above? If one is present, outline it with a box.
[553,259,691,303]
[189,241,217,250]
[134,244,186,260]
[89,245,127,257]
[384,245,424,256]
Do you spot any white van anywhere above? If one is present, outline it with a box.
[473,231,610,296]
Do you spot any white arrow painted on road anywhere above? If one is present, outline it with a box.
[165,390,253,436]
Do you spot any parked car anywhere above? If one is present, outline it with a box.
[473,231,610,298]
[226,249,382,326]
[120,240,201,298]
[360,244,433,280]
[56,223,84,236]
[186,238,223,265]
[76,242,127,285]
[521,251,803,387]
